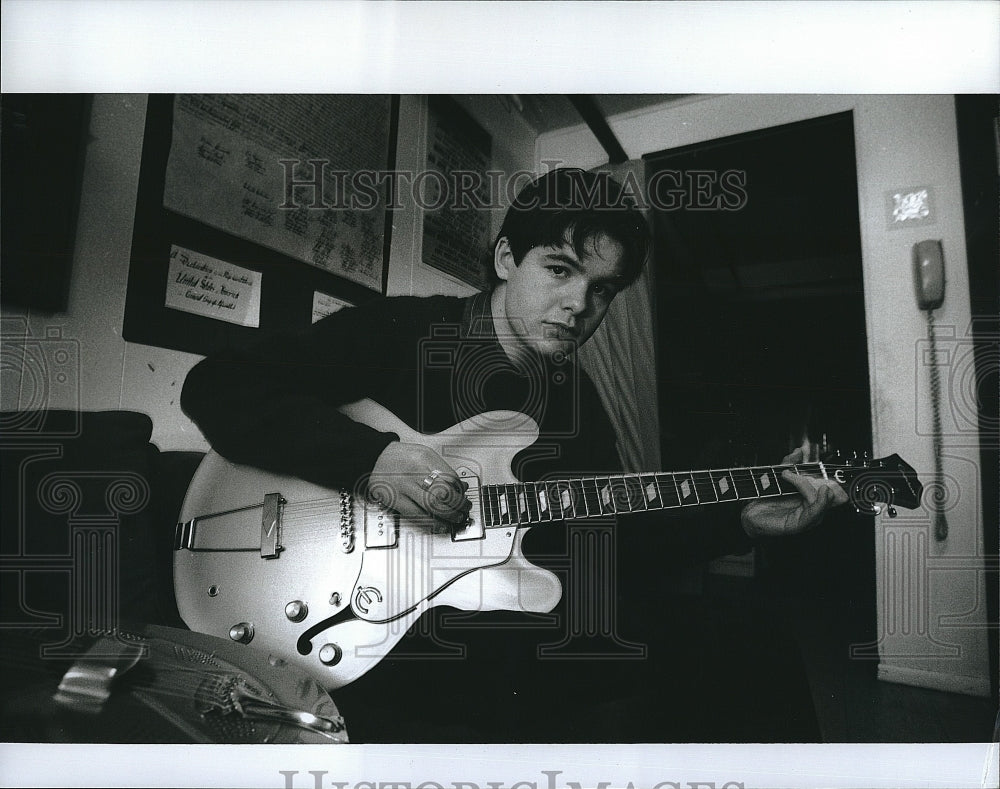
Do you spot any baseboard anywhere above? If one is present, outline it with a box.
[877,663,991,698]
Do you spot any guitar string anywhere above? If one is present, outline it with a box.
[272,462,866,531]
[275,463,829,520]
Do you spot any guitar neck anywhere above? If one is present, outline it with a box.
[480,463,829,527]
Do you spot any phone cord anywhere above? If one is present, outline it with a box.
[927,309,948,541]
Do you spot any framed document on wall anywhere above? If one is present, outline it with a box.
[421,96,492,290]
[124,94,398,356]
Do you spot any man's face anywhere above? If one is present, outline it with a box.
[492,231,627,363]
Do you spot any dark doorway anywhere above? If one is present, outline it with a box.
[644,112,875,641]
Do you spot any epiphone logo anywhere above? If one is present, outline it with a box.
[354,585,383,614]
[834,469,848,483]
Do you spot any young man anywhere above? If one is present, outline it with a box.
[181,168,847,741]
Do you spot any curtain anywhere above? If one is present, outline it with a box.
[577,160,661,473]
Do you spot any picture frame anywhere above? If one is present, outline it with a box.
[123,94,398,356]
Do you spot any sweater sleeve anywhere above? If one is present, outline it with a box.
[181,297,426,488]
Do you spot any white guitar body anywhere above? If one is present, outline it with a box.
[175,398,921,692]
[173,400,562,691]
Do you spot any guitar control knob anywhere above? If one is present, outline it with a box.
[284,600,308,622]
[318,643,342,666]
[229,622,254,644]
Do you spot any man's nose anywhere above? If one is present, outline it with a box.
[561,282,587,314]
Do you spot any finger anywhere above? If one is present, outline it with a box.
[822,479,850,506]
[781,447,805,465]
[781,468,820,505]
[418,472,470,523]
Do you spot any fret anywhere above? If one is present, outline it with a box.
[482,485,494,526]
[569,479,589,517]
[729,468,761,500]
[710,469,739,502]
[515,487,529,523]
[545,480,564,520]
[608,476,631,512]
[506,484,522,523]
[781,465,798,495]
[595,477,615,514]
[482,485,495,526]
[753,466,783,497]
[623,475,647,511]
[495,485,510,523]
[497,485,514,523]
[559,481,578,518]
[691,471,720,504]
[523,482,540,523]
[655,473,683,509]
[674,472,699,506]
[582,477,603,516]
[639,474,662,509]
[496,484,508,523]
[492,485,505,524]
[535,482,552,521]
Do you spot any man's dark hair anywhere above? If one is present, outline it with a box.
[487,168,650,287]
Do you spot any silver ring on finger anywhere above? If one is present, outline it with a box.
[421,469,443,490]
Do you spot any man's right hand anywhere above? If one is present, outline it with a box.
[368,441,471,525]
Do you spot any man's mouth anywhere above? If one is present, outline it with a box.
[543,322,578,340]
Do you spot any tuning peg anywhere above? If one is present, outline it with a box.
[887,506,897,518]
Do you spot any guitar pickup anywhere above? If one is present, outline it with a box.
[452,468,484,542]
[364,504,398,549]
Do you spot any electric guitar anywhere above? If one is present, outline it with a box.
[173,398,923,691]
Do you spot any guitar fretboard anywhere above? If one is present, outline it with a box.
[481,463,828,527]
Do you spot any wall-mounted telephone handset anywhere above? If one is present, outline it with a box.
[913,239,948,541]
[913,239,946,310]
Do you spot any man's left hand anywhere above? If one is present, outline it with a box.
[740,447,850,538]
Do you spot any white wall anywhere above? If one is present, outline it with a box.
[3,94,539,451]
[538,94,989,697]
[386,94,538,297]
[3,95,211,451]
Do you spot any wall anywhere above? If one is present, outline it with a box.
[537,94,990,696]
[386,94,538,297]
[3,93,538,451]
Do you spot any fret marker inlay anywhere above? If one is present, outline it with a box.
[717,476,729,495]
[760,473,770,491]
[645,482,657,502]
[680,480,691,499]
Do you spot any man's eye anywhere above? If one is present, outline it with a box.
[592,283,614,297]
[547,266,569,277]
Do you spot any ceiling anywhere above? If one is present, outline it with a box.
[501,94,690,134]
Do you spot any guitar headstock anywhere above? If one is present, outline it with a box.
[824,451,923,517]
